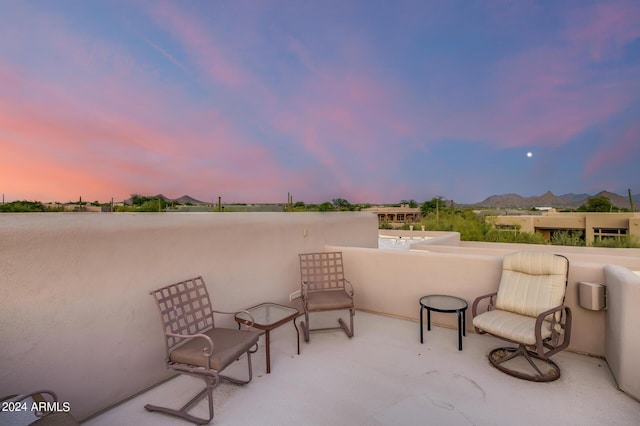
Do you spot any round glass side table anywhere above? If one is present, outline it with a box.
[419,295,468,350]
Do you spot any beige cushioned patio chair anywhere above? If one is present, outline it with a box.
[0,390,79,425]
[472,251,572,382]
[298,252,355,342]
[145,276,260,425]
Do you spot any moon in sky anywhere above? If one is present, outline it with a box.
[527,152,533,158]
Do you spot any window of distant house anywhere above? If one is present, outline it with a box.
[495,225,518,234]
[593,228,627,241]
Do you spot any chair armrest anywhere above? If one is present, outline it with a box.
[343,279,354,297]
[534,305,572,357]
[12,390,59,404]
[213,309,255,327]
[472,292,497,317]
[166,332,215,356]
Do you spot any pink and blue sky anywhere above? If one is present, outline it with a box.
[1,0,639,204]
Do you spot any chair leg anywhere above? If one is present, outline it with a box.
[488,345,561,382]
[302,308,355,341]
[338,308,355,338]
[300,310,310,342]
[145,375,216,425]
[145,351,255,425]
[220,350,254,385]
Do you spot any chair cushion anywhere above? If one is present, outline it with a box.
[305,290,353,311]
[472,309,553,345]
[495,251,568,318]
[170,328,260,371]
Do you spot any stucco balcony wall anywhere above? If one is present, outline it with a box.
[604,265,640,400]
[2,212,639,422]
[0,212,377,420]
[330,245,608,357]
[349,236,640,402]
[411,239,640,270]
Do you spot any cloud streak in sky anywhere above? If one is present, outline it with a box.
[0,1,638,204]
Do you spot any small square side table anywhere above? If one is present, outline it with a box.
[235,302,300,373]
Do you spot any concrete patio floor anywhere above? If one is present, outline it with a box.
[84,311,640,426]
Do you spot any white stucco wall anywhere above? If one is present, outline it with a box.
[604,265,640,400]
[330,245,608,357]
[0,212,377,419]
[2,212,638,419]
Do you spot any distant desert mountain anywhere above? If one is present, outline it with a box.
[472,190,639,209]
[151,193,171,202]
[557,193,592,203]
[475,193,527,208]
[592,190,634,209]
[125,194,207,205]
[173,195,207,205]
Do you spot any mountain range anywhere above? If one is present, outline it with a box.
[124,191,639,210]
[470,190,639,209]
[124,194,207,205]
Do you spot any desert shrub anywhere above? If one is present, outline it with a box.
[592,236,640,248]
[0,201,46,212]
[551,230,585,246]
[378,220,393,230]
[483,229,546,244]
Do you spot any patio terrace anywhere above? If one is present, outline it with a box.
[82,311,640,425]
[1,212,639,424]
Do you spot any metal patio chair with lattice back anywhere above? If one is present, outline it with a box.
[298,252,355,342]
[145,276,260,425]
[472,251,572,382]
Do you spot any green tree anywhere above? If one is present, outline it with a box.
[578,196,616,212]
[115,195,166,212]
[318,202,335,211]
[138,198,166,212]
[420,197,445,216]
[130,194,157,206]
[401,199,419,208]
[332,198,352,211]
[406,207,546,244]
[0,201,47,212]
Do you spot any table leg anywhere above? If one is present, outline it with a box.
[457,310,463,351]
[463,309,466,336]
[293,318,300,355]
[427,308,431,331]
[420,305,424,343]
[265,330,271,374]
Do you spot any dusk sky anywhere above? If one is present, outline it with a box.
[1,1,639,204]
